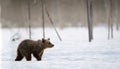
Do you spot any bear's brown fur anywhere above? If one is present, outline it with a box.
[15,38,54,61]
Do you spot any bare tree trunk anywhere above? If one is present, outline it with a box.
[87,0,93,42]
[109,0,113,39]
[0,5,1,27]
[115,0,119,31]
[0,4,2,49]
[106,0,114,39]
[41,0,45,39]
[0,5,1,23]
[90,0,93,40]
[108,14,110,40]
[104,0,111,40]
[28,0,32,39]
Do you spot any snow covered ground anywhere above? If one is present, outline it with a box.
[0,27,120,69]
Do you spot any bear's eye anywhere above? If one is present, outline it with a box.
[49,42,51,44]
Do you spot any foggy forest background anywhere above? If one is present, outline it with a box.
[0,0,120,28]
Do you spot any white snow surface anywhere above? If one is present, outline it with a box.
[0,27,120,69]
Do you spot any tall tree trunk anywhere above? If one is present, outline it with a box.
[104,0,111,40]
[90,0,93,40]
[115,0,119,31]
[28,0,32,39]
[0,4,2,28]
[0,4,2,48]
[0,5,1,25]
[109,0,113,39]
[41,0,45,39]
[0,4,1,24]
[87,0,93,42]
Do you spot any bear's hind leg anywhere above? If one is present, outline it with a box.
[15,50,23,61]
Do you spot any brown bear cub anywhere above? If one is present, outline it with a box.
[15,38,54,61]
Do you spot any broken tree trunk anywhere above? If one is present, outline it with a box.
[44,3,62,41]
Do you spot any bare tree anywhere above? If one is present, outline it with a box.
[0,4,1,25]
[0,0,1,22]
[109,0,113,39]
[41,0,45,39]
[27,0,32,39]
[115,0,119,30]
[104,0,113,40]
[87,0,93,42]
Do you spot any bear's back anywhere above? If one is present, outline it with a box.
[18,39,39,52]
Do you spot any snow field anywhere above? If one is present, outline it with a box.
[0,27,120,69]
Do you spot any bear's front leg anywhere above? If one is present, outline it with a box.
[33,52,43,61]
[39,51,44,60]
[25,53,32,61]
[15,50,23,61]
[15,55,23,61]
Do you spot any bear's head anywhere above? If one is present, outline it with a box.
[41,38,54,48]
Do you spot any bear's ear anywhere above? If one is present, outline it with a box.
[42,38,45,43]
[47,38,50,40]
